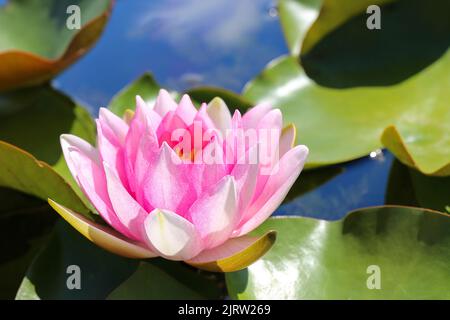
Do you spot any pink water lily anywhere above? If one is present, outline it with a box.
[53,90,308,271]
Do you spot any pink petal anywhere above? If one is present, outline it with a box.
[132,131,160,206]
[189,176,238,249]
[96,118,128,190]
[96,108,131,189]
[153,89,177,117]
[103,162,148,241]
[98,107,128,143]
[141,142,195,215]
[135,95,161,133]
[195,103,216,131]
[61,134,99,176]
[252,109,283,200]
[242,103,273,130]
[123,98,160,194]
[156,111,188,148]
[143,208,202,260]
[175,94,197,124]
[231,144,259,215]
[191,136,227,187]
[61,142,135,239]
[222,110,243,169]
[233,145,309,237]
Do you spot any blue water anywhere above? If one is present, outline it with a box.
[1,0,395,220]
[276,151,394,220]
[55,0,287,111]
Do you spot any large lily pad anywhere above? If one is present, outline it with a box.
[0,0,113,91]
[226,206,450,299]
[243,49,450,173]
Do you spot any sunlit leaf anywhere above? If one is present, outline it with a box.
[226,206,450,299]
[243,50,450,172]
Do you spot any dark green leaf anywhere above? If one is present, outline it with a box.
[108,261,223,300]
[15,221,139,300]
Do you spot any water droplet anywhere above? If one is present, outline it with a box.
[369,149,384,161]
[268,6,278,17]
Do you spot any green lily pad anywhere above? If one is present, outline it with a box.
[300,0,449,87]
[15,221,139,300]
[0,0,113,91]
[108,261,222,300]
[381,123,450,176]
[243,50,450,171]
[226,206,450,299]
[278,0,322,56]
[0,85,96,207]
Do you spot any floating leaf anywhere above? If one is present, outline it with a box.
[381,124,450,176]
[243,50,450,171]
[226,206,450,299]
[0,0,113,91]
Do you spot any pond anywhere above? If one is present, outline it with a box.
[52,0,394,221]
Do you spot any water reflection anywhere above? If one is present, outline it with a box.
[55,0,287,111]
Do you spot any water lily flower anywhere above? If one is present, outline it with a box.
[51,90,308,272]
